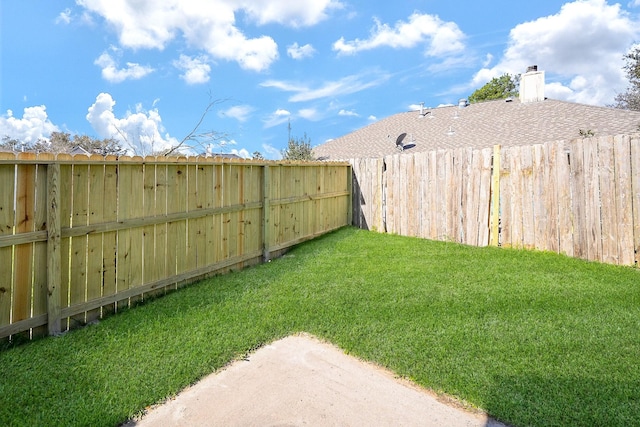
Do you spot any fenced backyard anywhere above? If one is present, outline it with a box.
[0,153,351,340]
[351,133,640,266]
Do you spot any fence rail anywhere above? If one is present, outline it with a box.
[0,153,351,340]
[351,134,640,266]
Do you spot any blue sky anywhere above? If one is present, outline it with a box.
[1,0,639,158]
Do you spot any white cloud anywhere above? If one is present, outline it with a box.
[470,0,640,105]
[298,108,319,120]
[261,72,390,102]
[241,0,342,27]
[630,0,640,7]
[56,8,72,24]
[86,93,179,155]
[0,106,60,144]
[262,143,282,160]
[263,109,291,128]
[219,105,254,122]
[332,12,465,56]
[173,54,211,84]
[338,109,359,117]
[230,148,251,158]
[94,51,154,83]
[77,0,340,72]
[482,53,494,68]
[287,42,316,59]
[367,115,377,121]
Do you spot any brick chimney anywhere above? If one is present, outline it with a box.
[519,65,545,103]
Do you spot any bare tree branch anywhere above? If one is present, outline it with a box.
[163,92,230,156]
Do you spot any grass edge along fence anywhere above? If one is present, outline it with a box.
[0,152,351,340]
[351,133,640,267]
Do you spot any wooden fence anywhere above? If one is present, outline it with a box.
[0,153,351,340]
[351,134,640,266]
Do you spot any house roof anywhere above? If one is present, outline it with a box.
[313,98,640,160]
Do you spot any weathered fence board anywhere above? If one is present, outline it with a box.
[631,136,640,266]
[351,134,640,267]
[569,139,586,259]
[556,142,573,258]
[0,156,350,340]
[614,135,634,265]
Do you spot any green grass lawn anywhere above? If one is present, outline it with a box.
[1,227,639,426]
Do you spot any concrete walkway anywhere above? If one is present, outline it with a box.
[126,334,507,427]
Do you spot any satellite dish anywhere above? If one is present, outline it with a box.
[395,133,407,151]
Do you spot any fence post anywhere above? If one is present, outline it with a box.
[47,162,61,335]
[347,163,353,226]
[490,145,501,246]
[262,164,271,262]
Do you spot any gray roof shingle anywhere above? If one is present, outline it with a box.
[313,98,640,160]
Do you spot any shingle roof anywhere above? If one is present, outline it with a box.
[313,98,640,160]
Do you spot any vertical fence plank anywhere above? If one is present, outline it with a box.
[442,150,454,241]
[415,153,426,239]
[569,139,586,259]
[0,156,16,331]
[171,161,187,279]
[98,161,118,315]
[13,161,37,329]
[185,163,198,273]
[489,145,501,247]
[458,148,472,245]
[583,138,602,261]
[435,150,447,241]
[269,165,281,251]
[198,161,211,268]
[201,162,216,267]
[557,142,574,258]
[545,142,560,253]
[246,164,261,255]
[599,136,618,264]
[406,155,418,237]
[385,155,397,234]
[129,160,145,301]
[508,146,524,248]
[477,147,493,246]
[144,160,164,298]
[499,146,513,247]
[142,161,157,291]
[450,148,464,243]
[46,162,61,335]
[613,135,634,265]
[154,162,168,286]
[228,164,240,260]
[116,160,132,310]
[86,161,105,322]
[373,158,383,232]
[532,145,548,250]
[350,160,360,228]
[69,160,89,325]
[631,135,640,266]
[237,164,247,264]
[520,146,535,249]
[58,158,72,329]
[465,149,481,246]
[32,161,49,337]
[427,150,438,240]
[262,165,270,261]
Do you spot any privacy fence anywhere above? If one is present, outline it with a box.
[352,134,640,267]
[0,153,351,340]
